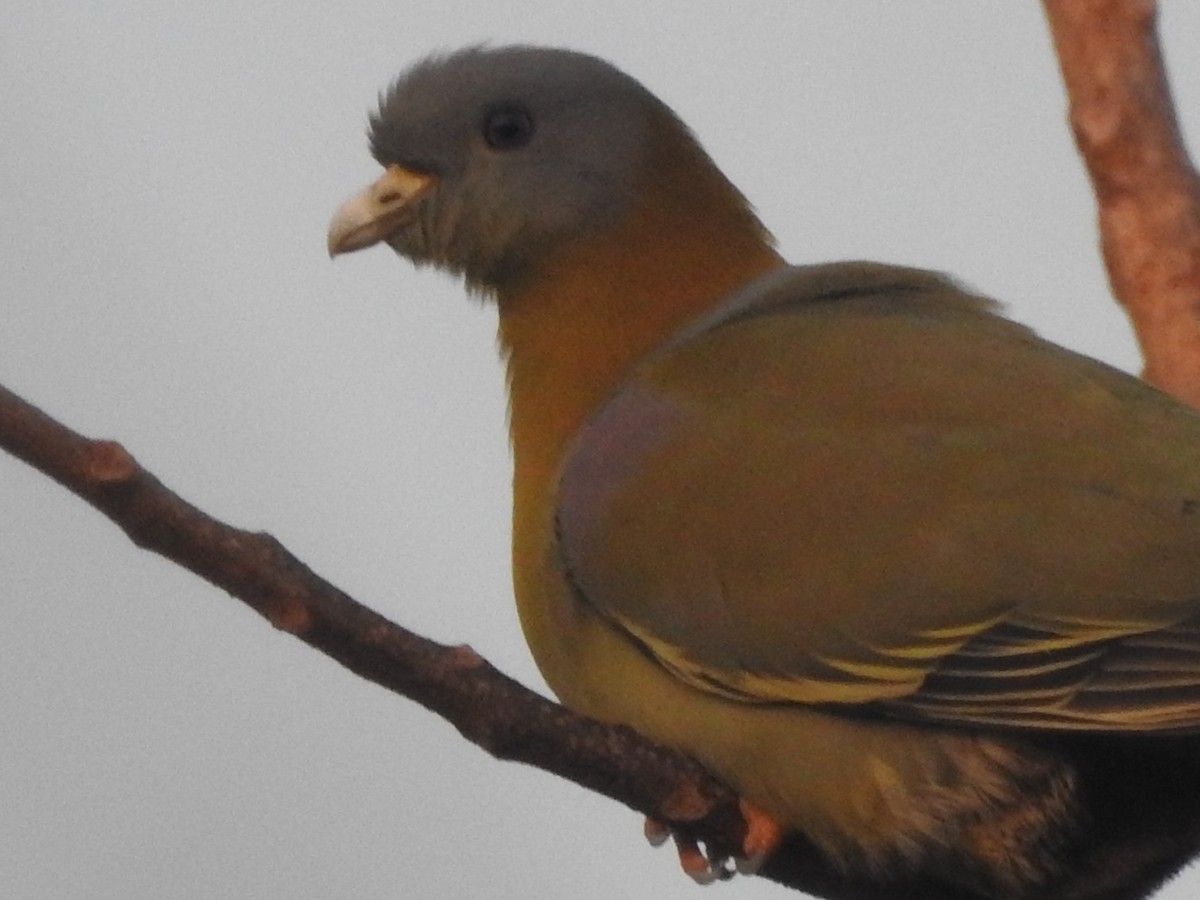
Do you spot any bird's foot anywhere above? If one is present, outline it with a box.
[736,800,784,874]
[644,800,783,884]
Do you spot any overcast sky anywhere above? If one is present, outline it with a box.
[5,4,1200,899]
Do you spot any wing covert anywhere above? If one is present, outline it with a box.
[555,265,1200,734]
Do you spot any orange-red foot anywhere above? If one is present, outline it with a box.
[643,800,784,884]
[735,799,784,875]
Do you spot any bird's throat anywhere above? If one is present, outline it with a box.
[498,200,784,489]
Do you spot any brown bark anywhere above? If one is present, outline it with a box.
[1044,0,1200,406]
[0,380,755,876]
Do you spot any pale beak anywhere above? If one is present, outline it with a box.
[327,165,435,257]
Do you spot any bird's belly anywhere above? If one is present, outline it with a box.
[512,487,1074,890]
[525,568,1065,883]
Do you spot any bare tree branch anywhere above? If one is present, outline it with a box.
[0,381,759,876]
[1044,0,1200,406]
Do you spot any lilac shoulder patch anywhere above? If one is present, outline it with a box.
[558,383,684,552]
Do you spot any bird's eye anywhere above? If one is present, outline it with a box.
[483,105,535,150]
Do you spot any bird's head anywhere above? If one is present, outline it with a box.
[327,45,771,294]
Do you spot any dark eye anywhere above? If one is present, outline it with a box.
[483,105,535,150]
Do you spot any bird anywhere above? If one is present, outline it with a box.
[327,45,1200,900]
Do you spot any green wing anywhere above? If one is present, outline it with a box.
[555,264,1200,733]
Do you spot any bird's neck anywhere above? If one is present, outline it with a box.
[495,148,784,693]
[497,191,785,489]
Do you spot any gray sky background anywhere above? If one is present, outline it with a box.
[4,4,1200,899]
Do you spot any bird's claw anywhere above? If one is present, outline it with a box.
[643,816,672,847]
[645,816,731,882]
[733,851,768,877]
[643,801,782,884]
